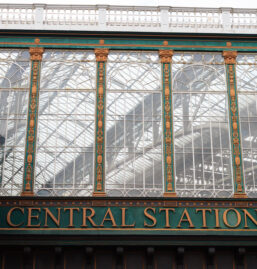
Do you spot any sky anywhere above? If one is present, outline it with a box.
[0,0,256,8]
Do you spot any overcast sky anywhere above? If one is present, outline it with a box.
[0,0,256,8]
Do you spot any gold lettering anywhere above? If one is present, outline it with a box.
[159,208,175,228]
[44,208,61,227]
[27,208,41,227]
[214,209,220,228]
[196,209,212,228]
[223,208,241,228]
[7,207,24,227]
[144,208,157,227]
[64,208,80,227]
[121,208,135,227]
[81,208,97,227]
[243,209,257,228]
[100,208,117,227]
[177,209,194,228]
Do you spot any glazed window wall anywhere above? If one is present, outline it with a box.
[0,48,252,198]
[0,50,30,195]
[172,53,233,198]
[106,51,163,197]
[237,54,257,198]
[34,50,96,196]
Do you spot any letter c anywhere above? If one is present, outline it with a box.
[7,207,25,227]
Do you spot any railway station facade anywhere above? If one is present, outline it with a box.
[0,4,257,268]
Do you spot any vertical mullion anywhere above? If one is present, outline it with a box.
[223,51,247,198]
[93,48,109,196]
[159,50,176,197]
[21,47,44,196]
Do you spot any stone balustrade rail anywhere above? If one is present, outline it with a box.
[0,4,257,34]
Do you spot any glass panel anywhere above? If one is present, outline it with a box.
[40,50,95,90]
[172,52,224,66]
[0,49,30,196]
[0,50,30,89]
[106,51,163,197]
[237,54,257,197]
[173,52,233,198]
[237,54,257,93]
[35,50,95,196]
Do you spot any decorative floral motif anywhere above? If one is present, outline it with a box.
[159,50,176,197]
[223,51,247,198]
[22,47,44,196]
[94,48,109,196]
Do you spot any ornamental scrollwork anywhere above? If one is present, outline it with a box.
[22,47,44,195]
[159,50,176,197]
[94,49,109,196]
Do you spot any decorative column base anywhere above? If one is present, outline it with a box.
[163,192,177,198]
[93,192,106,197]
[21,191,34,197]
[233,193,248,199]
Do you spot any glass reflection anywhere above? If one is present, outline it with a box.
[173,53,233,198]
[237,54,257,197]
[35,50,96,196]
[106,51,163,197]
[0,50,30,196]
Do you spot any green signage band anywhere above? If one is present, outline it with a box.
[1,205,257,236]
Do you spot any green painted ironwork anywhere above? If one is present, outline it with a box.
[223,51,247,198]
[22,48,44,196]
[93,49,108,196]
[160,50,176,197]
[1,35,257,51]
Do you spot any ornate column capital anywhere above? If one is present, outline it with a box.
[95,48,109,62]
[159,50,173,63]
[223,51,237,64]
[29,47,44,61]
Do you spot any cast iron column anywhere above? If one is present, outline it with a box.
[159,50,176,197]
[223,51,247,198]
[93,48,109,196]
[21,47,44,196]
